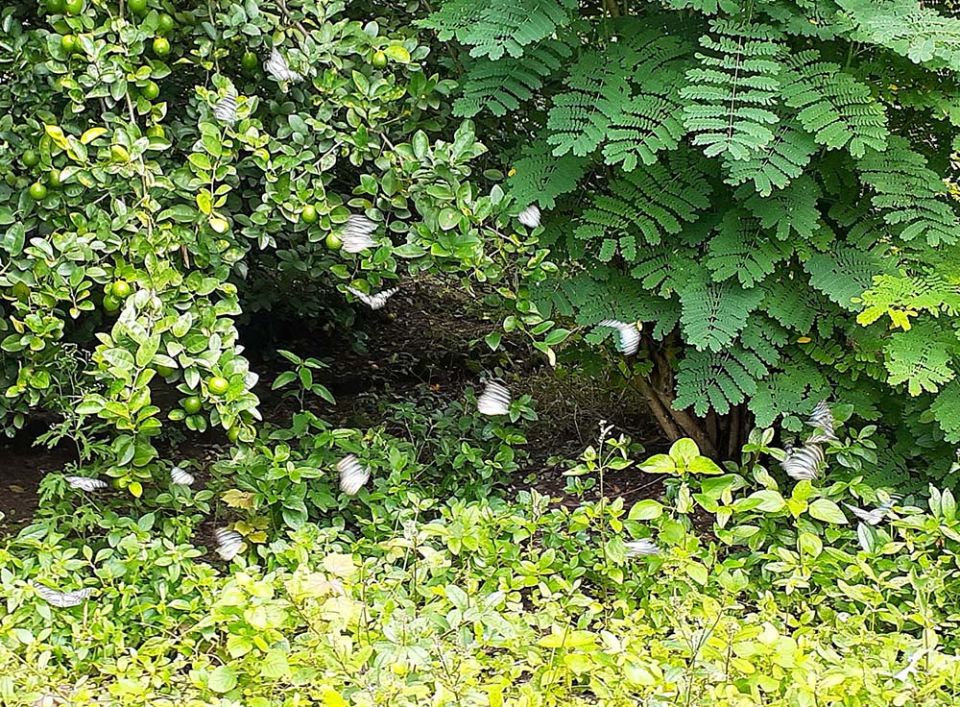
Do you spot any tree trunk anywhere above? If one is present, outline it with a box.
[632,340,752,460]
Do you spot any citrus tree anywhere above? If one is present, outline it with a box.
[0,0,551,491]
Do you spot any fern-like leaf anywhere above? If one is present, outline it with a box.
[421,0,577,60]
[932,380,960,443]
[781,50,889,157]
[682,20,785,161]
[674,345,769,415]
[839,0,960,74]
[706,210,793,287]
[679,272,766,352]
[546,47,633,156]
[804,246,891,311]
[507,142,589,210]
[453,39,574,117]
[739,174,822,240]
[884,321,957,395]
[723,120,818,196]
[857,138,959,246]
[602,33,693,170]
[575,157,712,257]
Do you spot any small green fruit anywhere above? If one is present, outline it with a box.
[111,280,132,298]
[28,182,48,201]
[324,232,342,251]
[372,50,387,69]
[22,150,39,168]
[127,0,147,16]
[157,12,175,35]
[60,34,78,53]
[141,80,160,100]
[64,0,83,15]
[183,396,202,414]
[241,51,258,71]
[152,37,171,57]
[102,294,120,312]
[47,169,62,188]
[301,204,318,224]
[208,376,230,395]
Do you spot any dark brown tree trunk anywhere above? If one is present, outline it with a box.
[631,336,751,460]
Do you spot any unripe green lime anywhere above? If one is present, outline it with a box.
[103,294,120,312]
[141,80,160,100]
[324,232,342,251]
[111,280,132,298]
[28,182,48,200]
[183,396,202,414]
[22,150,39,168]
[372,50,387,69]
[152,37,171,57]
[208,376,229,395]
[241,51,258,71]
[64,0,83,15]
[46,0,65,13]
[301,204,318,224]
[60,34,78,53]
[47,169,62,188]
[128,0,147,16]
[157,12,175,35]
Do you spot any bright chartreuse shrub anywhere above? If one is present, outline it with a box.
[420,0,960,479]
[4,406,960,704]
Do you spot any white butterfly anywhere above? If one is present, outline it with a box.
[597,319,641,356]
[65,476,108,492]
[213,90,237,124]
[337,454,370,496]
[264,48,302,83]
[340,214,379,253]
[170,466,195,486]
[214,528,244,561]
[781,443,824,481]
[893,649,925,682]
[844,498,896,525]
[625,539,659,557]
[518,204,541,229]
[477,380,511,416]
[346,286,399,311]
[807,400,837,440]
[36,585,94,608]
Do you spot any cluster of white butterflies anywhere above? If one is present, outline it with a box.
[781,400,899,527]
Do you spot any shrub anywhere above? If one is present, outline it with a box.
[421,0,960,478]
[0,0,550,486]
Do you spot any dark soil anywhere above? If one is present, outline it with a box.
[0,430,77,535]
[0,278,669,535]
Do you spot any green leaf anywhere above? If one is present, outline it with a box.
[808,498,847,524]
[639,453,677,475]
[628,499,664,520]
[209,666,238,693]
[384,45,411,63]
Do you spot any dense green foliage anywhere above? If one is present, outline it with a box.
[0,0,556,486]
[424,0,960,479]
[5,0,960,704]
[4,398,960,705]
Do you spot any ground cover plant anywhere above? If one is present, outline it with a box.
[4,0,960,704]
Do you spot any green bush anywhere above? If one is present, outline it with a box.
[4,408,960,704]
[0,0,552,486]
[421,0,960,478]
